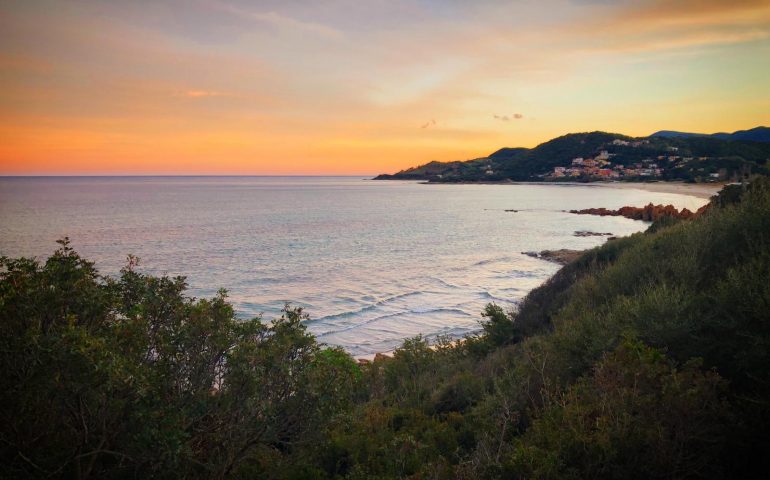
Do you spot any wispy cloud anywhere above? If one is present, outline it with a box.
[613,0,770,31]
[585,28,770,55]
[494,113,524,122]
[208,1,344,39]
[569,0,770,54]
[175,90,227,98]
[421,119,436,129]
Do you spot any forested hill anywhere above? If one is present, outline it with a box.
[3,179,770,478]
[374,129,770,183]
[651,126,770,142]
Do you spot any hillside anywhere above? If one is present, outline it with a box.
[652,126,770,142]
[3,179,770,478]
[374,129,770,183]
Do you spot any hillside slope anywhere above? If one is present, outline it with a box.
[375,129,770,183]
[652,126,770,142]
[326,178,770,478]
[3,180,770,478]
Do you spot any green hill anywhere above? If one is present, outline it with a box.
[652,126,770,143]
[3,179,770,478]
[375,130,770,183]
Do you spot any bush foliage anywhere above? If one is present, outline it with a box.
[3,178,770,478]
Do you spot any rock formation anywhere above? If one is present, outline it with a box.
[570,203,710,221]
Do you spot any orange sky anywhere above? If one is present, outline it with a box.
[1,0,769,175]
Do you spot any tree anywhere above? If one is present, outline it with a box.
[0,242,359,479]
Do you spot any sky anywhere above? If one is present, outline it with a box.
[1,0,769,175]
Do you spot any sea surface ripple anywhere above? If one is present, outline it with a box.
[0,177,708,356]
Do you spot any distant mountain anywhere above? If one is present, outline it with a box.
[722,127,770,142]
[651,126,770,143]
[374,129,770,183]
[650,130,709,139]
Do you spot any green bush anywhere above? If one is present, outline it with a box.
[510,341,731,479]
[0,242,358,479]
[4,178,770,478]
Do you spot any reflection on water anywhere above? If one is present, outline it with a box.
[0,177,708,356]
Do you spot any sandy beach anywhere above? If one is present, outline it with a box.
[422,180,725,200]
[596,181,724,200]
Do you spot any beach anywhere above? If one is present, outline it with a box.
[424,180,724,201]
[596,181,723,200]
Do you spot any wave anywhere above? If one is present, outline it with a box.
[426,276,463,290]
[471,256,512,267]
[508,269,539,279]
[310,290,435,324]
[316,307,473,338]
[477,290,517,304]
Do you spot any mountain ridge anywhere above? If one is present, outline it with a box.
[651,126,769,142]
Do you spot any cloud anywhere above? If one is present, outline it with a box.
[176,90,226,98]
[494,113,524,121]
[421,119,436,129]
[208,1,344,40]
[616,0,770,30]
[594,29,769,56]
[250,11,343,39]
[570,0,770,54]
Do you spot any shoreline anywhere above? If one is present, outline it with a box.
[594,181,723,200]
[354,181,723,359]
[413,180,723,200]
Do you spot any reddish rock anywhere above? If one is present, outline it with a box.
[696,203,711,215]
[373,353,391,363]
[570,202,709,222]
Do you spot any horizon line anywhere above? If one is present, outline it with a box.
[0,174,380,178]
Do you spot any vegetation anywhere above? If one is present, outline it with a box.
[3,178,770,478]
[0,247,359,479]
[374,130,770,183]
[651,126,770,143]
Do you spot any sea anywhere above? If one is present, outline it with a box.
[0,177,709,357]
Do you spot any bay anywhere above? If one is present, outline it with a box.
[0,176,708,356]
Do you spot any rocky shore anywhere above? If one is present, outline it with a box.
[523,249,585,265]
[570,202,710,221]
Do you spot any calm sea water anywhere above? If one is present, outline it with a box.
[0,177,708,356]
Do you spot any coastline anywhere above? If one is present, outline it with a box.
[594,181,723,200]
[355,180,723,359]
[415,180,723,200]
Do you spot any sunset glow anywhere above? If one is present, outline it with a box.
[2,0,769,175]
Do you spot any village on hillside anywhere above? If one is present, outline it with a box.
[545,139,722,181]
[375,130,770,183]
